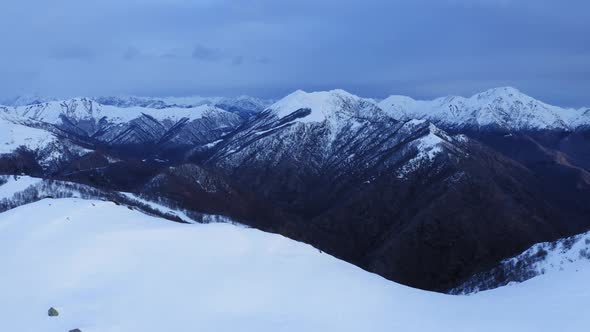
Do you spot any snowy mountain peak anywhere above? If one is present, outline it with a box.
[268,89,378,124]
[379,87,587,130]
[471,86,541,107]
[476,86,522,97]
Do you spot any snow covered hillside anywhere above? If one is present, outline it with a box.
[453,229,590,294]
[0,198,588,332]
[0,118,57,154]
[0,175,42,200]
[0,118,88,170]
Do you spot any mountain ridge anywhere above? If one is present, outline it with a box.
[379,87,590,130]
[4,87,588,131]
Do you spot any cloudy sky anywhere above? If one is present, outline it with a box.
[1,0,589,106]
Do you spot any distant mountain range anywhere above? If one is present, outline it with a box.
[4,87,589,130]
[380,87,590,130]
[2,94,274,119]
[1,87,590,291]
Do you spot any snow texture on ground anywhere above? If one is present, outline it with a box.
[0,176,42,199]
[0,198,588,332]
[0,119,56,154]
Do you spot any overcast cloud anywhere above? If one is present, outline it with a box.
[1,0,588,106]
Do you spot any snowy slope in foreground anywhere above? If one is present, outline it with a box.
[1,199,588,332]
[0,176,42,199]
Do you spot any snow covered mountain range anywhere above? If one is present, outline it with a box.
[379,87,590,130]
[208,89,467,179]
[1,98,242,147]
[4,86,585,167]
[1,87,590,293]
[3,94,273,119]
[4,87,589,132]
